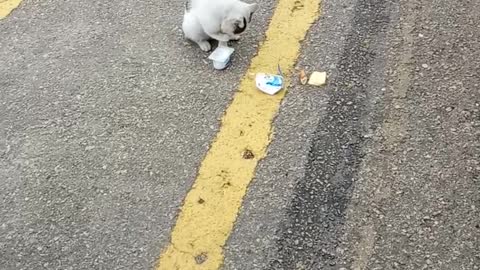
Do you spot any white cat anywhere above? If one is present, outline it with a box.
[182,0,258,51]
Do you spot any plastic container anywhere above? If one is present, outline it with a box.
[208,47,235,70]
[255,73,284,95]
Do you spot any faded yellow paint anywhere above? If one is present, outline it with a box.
[157,0,321,269]
[0,0,22,19]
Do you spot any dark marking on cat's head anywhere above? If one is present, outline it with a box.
[234,17,247,34]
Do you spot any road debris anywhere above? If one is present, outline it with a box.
[308,71,327,86]
[194,253,208,264]
[255,64,284,95]
[208,46,234,70]
[242,149,255,159]
[255,73,284,95]
[299,69,308,85]
[277,64,284,77]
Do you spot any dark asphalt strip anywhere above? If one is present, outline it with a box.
[268,0,392,269]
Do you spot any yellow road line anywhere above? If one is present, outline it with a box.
[157,0,321,269]
[0,0,22,19]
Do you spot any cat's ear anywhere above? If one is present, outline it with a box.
[246,3,258,23]
[248,3,258,12]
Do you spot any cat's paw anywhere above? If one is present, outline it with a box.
[197,41,211,51]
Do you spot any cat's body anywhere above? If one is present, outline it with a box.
[182,0,258,51]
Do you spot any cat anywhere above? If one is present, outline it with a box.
[182,0,258,51]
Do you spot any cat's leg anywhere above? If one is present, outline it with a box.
[205,32,231,43]
[218,36,239,48]
[218,41,229,48]
[182,12,211,51]
[207,32,235,49]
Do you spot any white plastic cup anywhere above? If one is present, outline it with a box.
[208,47,235,70]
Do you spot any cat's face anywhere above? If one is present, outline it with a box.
[221,2,258,35]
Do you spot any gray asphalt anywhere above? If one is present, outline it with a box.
[225,0,480,269]
[1,0,479,270]
[0,0,273,269]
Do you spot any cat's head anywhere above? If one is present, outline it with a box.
[221,2,258,35]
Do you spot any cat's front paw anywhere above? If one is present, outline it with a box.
[197,41,212,52]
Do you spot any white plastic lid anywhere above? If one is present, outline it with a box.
[255,73,284,95]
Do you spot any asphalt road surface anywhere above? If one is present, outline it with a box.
[1,0,479,269]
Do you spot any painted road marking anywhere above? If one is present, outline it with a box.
[157,0,321,269]
[0,0,22,19]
